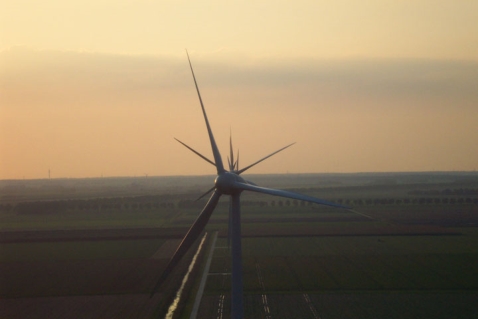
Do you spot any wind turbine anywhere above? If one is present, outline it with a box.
[150,52,351,319]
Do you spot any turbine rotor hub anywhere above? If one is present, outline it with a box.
[215,172,244,195]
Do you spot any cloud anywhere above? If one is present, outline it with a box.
[2,47,477,110]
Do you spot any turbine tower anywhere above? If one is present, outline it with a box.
[150,52,351,319]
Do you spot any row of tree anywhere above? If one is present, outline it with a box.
[409,188,478,196]
[337,197,478,205]
[8,198,175,214]
[1,196,477,214]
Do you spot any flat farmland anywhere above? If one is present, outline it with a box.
[0,235,203,319]
[198,233,478,318]
[205,234,478,293]
[1,172,477,318]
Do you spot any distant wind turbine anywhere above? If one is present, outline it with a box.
[150,51,351,319]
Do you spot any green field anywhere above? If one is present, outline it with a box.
[1,172,477,318]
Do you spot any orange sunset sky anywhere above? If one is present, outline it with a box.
[1,1,477,179]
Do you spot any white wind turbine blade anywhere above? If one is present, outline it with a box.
[229,131,235,171]
[174,138,216,167]
[237,143,295,175]
[150,190,221,297]
[186,50,225,174]
[233,181,351,210]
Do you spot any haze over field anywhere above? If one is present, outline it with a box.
[1,1,477,179]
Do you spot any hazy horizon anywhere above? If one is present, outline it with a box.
[2,169,477,182]
[1,1,477,179]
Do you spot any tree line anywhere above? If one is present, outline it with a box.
[1,195,476,214]
[408,188,478,196]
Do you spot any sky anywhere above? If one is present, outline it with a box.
[1,1,477,179]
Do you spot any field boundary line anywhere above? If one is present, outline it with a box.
[256,263,272,318]
[303,293,321,319]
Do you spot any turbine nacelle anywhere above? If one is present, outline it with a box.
[215,172,245,195]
